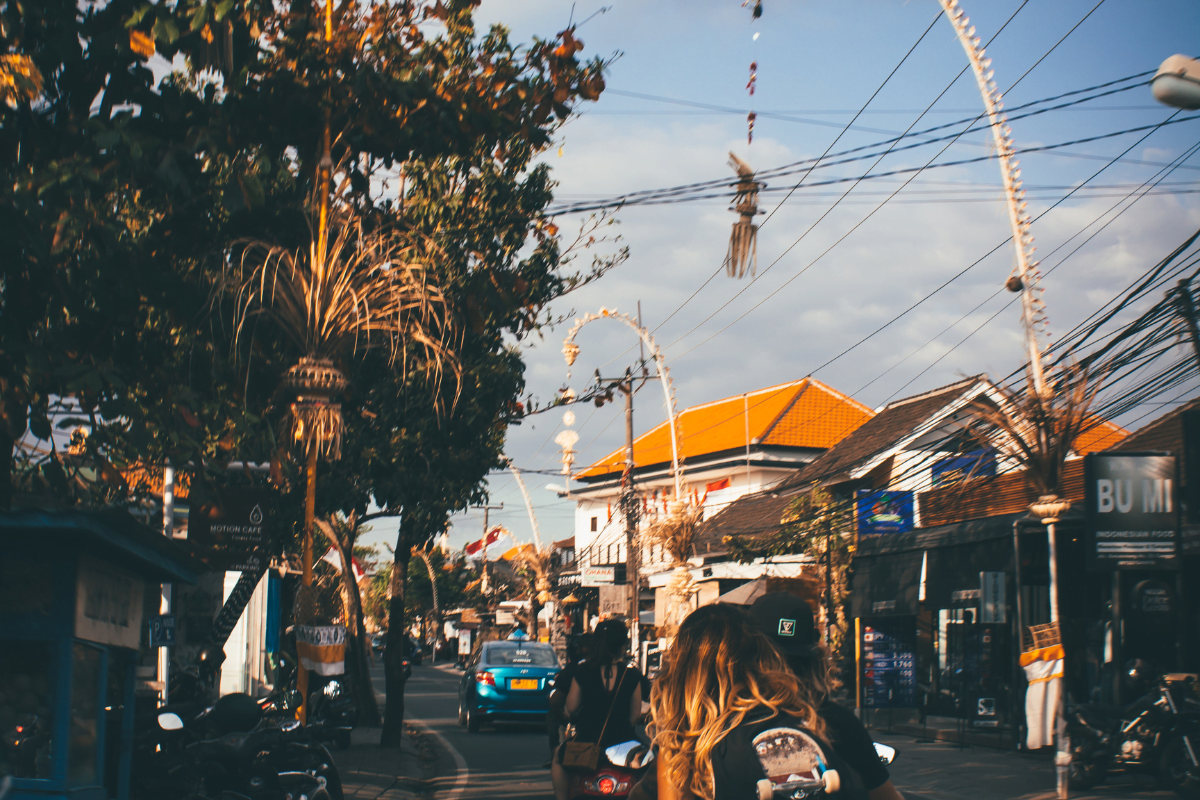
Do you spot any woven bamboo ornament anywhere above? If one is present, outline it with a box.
[285,357,349,460]
[725,152,764,278]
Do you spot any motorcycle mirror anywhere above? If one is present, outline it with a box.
[873,742,896,765]
[322,680,343,699]
[604,740,641,768]
[158,712,185,731]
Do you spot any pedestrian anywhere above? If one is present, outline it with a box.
[545,633,593,767]
[551,620,645,800]
[745,593,903,800]
[641,602,865,800]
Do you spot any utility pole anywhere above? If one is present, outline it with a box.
[472,503,504,597]
[621,378,640,661]
[1176,277,1200,370]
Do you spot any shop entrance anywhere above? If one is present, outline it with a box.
[931,604,1011,728]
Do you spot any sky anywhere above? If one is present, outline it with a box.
[351,1,1200,557]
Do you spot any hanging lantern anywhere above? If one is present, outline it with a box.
[285,356,349,459]
[562,341,580,367]
[725,152,764,278]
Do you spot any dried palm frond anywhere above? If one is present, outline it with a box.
[512,543,555,604]
[229,205,462,400]
[644,500,703,566]
[965,363,1102,497]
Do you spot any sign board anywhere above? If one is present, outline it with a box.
[188,487,270,571]
[581,565,615,586]
[496,609,516,625]
[149,614,177,647]
[980,571,1007,624]
[1085,454,1179,570]
[861,618,916,708]
[856,490,914,536]
[458,628,473,656]
[1132,579,1173,615]
[599,584,630,617]
[75,555,144,649]
[931,450,996,487]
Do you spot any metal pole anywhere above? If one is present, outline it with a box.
[1047,521,1060,625]
[1013,519,1025,750]
[1112,571,1122,704]
[159,464,175,707]
[744,393,751,489]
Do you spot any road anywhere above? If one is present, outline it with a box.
[372,661,555,800]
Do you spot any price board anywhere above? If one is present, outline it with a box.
[861,617,917,708]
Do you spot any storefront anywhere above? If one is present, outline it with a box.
[0,510,199,800]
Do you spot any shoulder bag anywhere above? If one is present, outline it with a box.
[562,664,629,771]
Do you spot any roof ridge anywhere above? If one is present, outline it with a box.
[1115,395,1200,448]
[807,377,877,417]
[882,374,986,411]
[758,379,811,442]
[676,377,811,417]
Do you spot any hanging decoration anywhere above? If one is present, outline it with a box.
[724,153,764,278]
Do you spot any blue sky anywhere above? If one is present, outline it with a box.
[351,0,1200,556]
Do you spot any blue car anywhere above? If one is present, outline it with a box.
[457,640,560,732]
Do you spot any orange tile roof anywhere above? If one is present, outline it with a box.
[576,378,874,479]
[1075,418,1128,454]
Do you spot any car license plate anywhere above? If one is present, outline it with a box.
[509,678,539,690]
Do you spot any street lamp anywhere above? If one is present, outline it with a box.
[1152,55,1200,110]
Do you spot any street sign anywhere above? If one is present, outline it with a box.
[581,565,615,585]
[149,614,177,647]
[980,571,1006,623]
[598,584,630,617]
[188,487,271,571]
[1085,454,1179,570]
[861,618,916,708]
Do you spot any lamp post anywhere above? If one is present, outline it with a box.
[1152,55,1200,110]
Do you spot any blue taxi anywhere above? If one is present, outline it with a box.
[457,640,561,731]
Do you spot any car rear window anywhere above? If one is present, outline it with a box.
[485,644,559,666]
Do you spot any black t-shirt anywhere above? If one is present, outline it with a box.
[709,710,867,800]
[818,700,890,792]
[572,662,643,747]
[629,701,888,799]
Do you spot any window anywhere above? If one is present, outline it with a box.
[590,516,598,532]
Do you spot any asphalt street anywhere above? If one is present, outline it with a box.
[371,660,555,800]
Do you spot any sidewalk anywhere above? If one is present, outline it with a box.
[876,730,1174,800]
[338,724,454,800]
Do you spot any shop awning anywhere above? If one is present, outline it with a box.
[717,578,767,605]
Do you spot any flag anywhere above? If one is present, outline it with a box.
[320,547,365,581]
[465,526,504,556]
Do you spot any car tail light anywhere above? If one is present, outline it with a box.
[475,671,495,686]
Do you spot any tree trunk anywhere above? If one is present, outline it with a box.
[380,527,411,746]
[0,429,12,512]
[333,526,382,728]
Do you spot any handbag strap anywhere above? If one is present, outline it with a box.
[594,664,629,747]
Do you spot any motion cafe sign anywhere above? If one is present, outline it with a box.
[1085,453,1179,570]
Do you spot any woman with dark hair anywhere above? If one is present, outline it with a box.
[551,620,645,800]
[647,603,863,800]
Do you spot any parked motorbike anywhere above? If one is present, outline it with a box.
[1067,663,1200,796]
[132,692,344,800]
[260,652,358,750]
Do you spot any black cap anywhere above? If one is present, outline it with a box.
[748,592,819,656]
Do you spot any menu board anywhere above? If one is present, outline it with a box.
[861,617,916,708]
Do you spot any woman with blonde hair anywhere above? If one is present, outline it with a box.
[647,603,866,800]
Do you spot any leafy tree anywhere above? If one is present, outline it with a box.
[725,487,855,654]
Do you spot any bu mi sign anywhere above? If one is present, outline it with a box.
[1085,453,1180,570]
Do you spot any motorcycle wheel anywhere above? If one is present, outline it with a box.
[1161,735,1200,798]
[1067,737,1106,790]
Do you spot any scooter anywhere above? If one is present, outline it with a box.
[567,740,653,800]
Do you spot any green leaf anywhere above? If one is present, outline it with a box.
[189,4,210,32]
[214,0,235,21]
[153,16,180,44]
[125,4,154,28]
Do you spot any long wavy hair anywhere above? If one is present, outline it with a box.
[650,604,826,800]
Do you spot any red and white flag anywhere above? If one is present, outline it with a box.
[320,547,365,580]
[465,526,504,556]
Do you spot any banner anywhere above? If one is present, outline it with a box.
[295,625,346,676]
[856,490,914,536]
[1085,453,1179,570]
